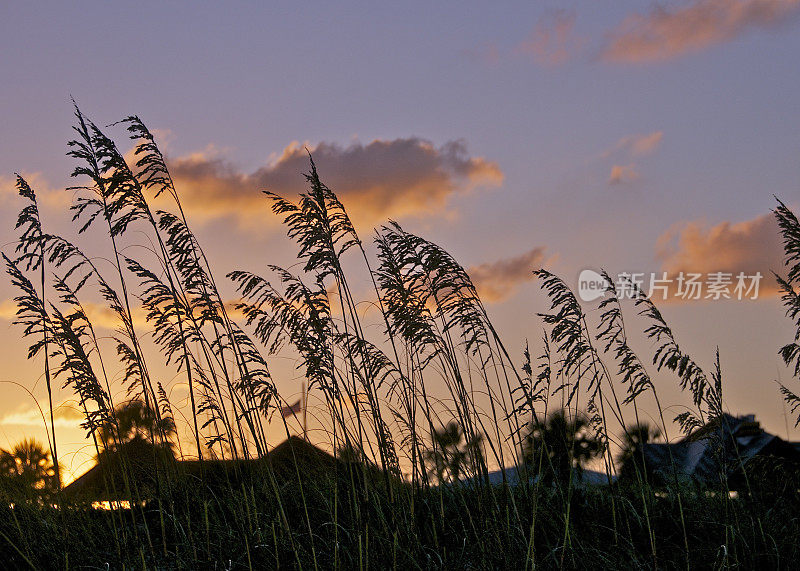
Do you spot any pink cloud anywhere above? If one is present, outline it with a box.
[469,247,551,303]
[169,138,502,230]
[608,164,640,185]
[610,131,664,157]
[602,0,800,63]
[516,10,586,66]
[656,212,783,297]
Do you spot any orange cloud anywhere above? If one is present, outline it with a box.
[168,138,502,230]
[516,10,585,66]
[0,400,85,429]
[602,132,661,186]
[0,298,146,330]
[602,0,800,63]
[609,164,640,185]
[0,172,70,210]
[656,212,783,297]
[608,131,664,157]
[0,299,18,321]
[469,247,550,303]
[0,297,248,332]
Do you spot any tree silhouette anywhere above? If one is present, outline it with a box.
[0,438,60,501]
[616,422,661,483]
[84,400,179,496]
[425,421,484,483]
[97,399,176,456]
[522,409,603,486]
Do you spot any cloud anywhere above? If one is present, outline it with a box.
[0,175,19,204]
[469,247,551,303]
[0,299,18,321]
[0,172,70,210]
[169,138,503,230]
[606,131,664,157]
[602,0,800,63]
[0,297,140,329]
[516,10,585,65]
[608,164,640,185]
[656,212,783,297]
[0,298,249,333]
[0,401,85,429]
[601,132,661,186]
[463,43,502,65]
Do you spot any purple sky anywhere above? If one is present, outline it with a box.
[1,1,800,480]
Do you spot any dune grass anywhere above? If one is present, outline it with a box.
[1,107,800,569]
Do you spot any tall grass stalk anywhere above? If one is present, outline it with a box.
[2,109,798,568]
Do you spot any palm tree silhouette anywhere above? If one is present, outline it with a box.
[0,438,60,500]
[522,409,603,485]
[90,400,178,495]
[616,422,661,483]
[97,399,176,456]
[425,421,484,483]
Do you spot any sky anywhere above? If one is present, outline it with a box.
[1,0,799,481]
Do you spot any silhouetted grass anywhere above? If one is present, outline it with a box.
[2,107,800,569]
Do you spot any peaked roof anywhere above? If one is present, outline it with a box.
[642,413,799,486]
[63,436,337,501]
